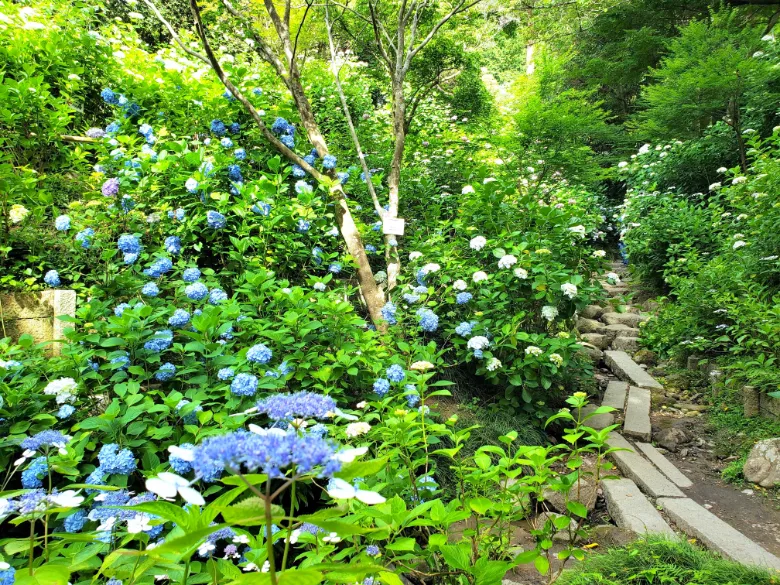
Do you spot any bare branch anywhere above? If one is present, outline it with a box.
[367,0,396,66]
[141,0,210,64]
[292,0,314,64]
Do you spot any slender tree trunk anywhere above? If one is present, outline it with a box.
[385,79,406,290]
[525,41,535,75]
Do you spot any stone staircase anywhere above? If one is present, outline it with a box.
[580,264,780,571]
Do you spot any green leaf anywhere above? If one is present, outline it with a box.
[534,555,550,576]
[386,537,417,552]
[378,572,405,585]
[439,544,471,570]
[469,497,493,515]
[566,501,588,519]
[14,564,70,585]
[335,457,388,481]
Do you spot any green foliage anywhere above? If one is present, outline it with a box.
[557,536,776,585]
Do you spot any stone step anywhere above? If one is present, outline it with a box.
[624,386,652,441]
[602,312,649,328]
[580,305,604,320]
[602,478,675,536]
[611,336,640,353]
[603,381,629,411]
[577,317,607,334]
[605,350,663,391]
[658,497,780,570]
[635,443,693,489]
[604,324,640,343]
[606,433,685,498]
[581,332,608,349]
[581,404,615,430]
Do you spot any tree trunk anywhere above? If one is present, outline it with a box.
[386,79,406,290]
[526,41,535,75]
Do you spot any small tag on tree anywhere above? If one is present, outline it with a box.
[382,217,405,236]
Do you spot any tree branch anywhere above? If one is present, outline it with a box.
[220,0,289,80]
[141,0,210,64]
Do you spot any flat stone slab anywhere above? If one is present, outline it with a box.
[605,351,663,391]
[602,478,675,536]
[658,497,780,570]
[624,386,652,441]
[582,404,615,430]
[636,443,693,488]
[603,381,628,411]
[606,433,685,498]
[604,324,640,343]
[577,317,606,334]
[602,312,649,327]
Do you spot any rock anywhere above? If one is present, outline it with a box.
[655,427,689,452]
[686,355,702,371]
[743,438,780,488]
[537,512,578,542]
[612,336,640,353]
[633,349,657,365]
[604,324,640,344]
[578,343,603,363]
[581,305,605,319]
[674,403,709,412]
[581,333,608,349]
[542,479,598,514]
[641,299,660,312]
[589,524,636,547]
[602,312,649,327]
[577,317,606,334]
[743,386,760,418]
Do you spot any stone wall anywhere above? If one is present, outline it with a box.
[0,290,76,355]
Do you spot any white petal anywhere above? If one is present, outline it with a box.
[326,478,356,500]
[157,472,189,487]
[355,489,386,505]
[334,447,368,463]
[168,445,195,461]
[332,408,359,421]
[248,424,266,435]
[178,486,205,506]
[146,477,178,500]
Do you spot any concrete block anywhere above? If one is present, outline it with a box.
[0,290,76,355]
[602,312,649,328]
[606,433,685,498]
[605,351,663,391]
[636,443,693,488]
[602,478,675,536]
[582,404,615,430]
[603,381,628,411]
[0,293,52,318]
[612,336,640,353]
[658,497,780,570]
[624,386,652,441]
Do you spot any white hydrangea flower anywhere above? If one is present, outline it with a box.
[409,251,423,261]
[732,176,747,184]
[593,250,606,258]
[716,167,728,174]
[486,358,502,372]
[461,185,475,194]
[606,272,621,284]
[549,353,563,367]
[469,236,487,251]
[541,306,558,321]
[9,204,29,224]
[709,182,721,191]
[514,267,528,279]
[561,283,578,299]
[525,346,543,357]
[472,271,488,283]
[44,378,78,405]
[313,282,326,291]
[421,263,440,275]
[733,240,746,250]
[453,279,468,291]
[345,422,371,438]
[467,336,490,351]
[497,255,517,269]
[568,225,586,238]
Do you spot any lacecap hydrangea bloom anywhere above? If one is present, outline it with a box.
[256,392,337,420]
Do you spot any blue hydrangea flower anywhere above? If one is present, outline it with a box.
[405,386,420,408]
[380,301,397,325]
[230,373,258,396]
[185,282,208,300]
[176,399,202,425]
[57,404,76,419]
[227,164,243,181]
[280,135,295,149]
[139,123,153,138]
[386,364,405,383]
[297,219,311,233]
[337,171,350,184]
[185,178,199,193]
[114,303,131,317]
[271,117,294,136]
[366,244,377,253]
[322,154,337,170]
[101,88,119,104]
[229,122,240,134]
[256,392,337,420]
[311,246,324,266]
[372,221,382,232]
[246,343,272,364]
[144,330,173,352]
[207,210,226,229]
[304,154,316,166]
[144,257,173,278]
[163,236,181,256]
[210,119,226,135]
[456,292,473,305]
[373,378,391,397]
[220,137,234,149]
[182,267,201,283]
[209,288,228,304]
[455,322,473,337]
[168,309,191,328]
[417,308,439,332]
[169,208,186,221]
[170,442,195,474]
[295,180,313,195]
[142,282,160,297]
[64,509,87,533]
[155,362,176,381]
[111,353,130,370]
[55,215,70,231]
[366,545,380,557]
[75,227,95,249]
[106,121,121,134]
[234,148,247,160]
[217,367,235,381]
[117,234,141,255]
[44,270,61,287]
[403,293,420,304]
[253,87,263,96]
[292,164,306,178]
[21,457,48,488]
[98,443,137,475]
[102,177,120,197]
[124,252,139,265]
[252,202,271,216]
[329,263,342,274]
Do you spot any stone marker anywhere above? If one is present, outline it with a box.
[0,290,76,356]
[602,478,675,536]
[605,350,663,391]
[743,438,780,488]
[658,497,780,569]
[624,386,652,441]
[606,432,685,498]
[743,386,760,418]
[603,381,629,411]
[636,443,693,488]
[601,312,649,328]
